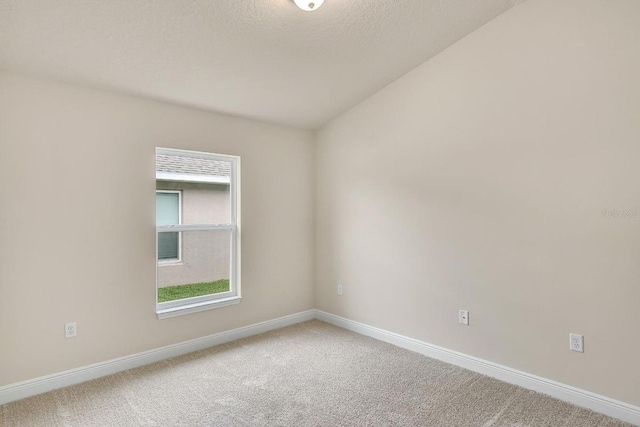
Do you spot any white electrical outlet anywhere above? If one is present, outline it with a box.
[65,322,77,339]
[569,333,583,352]
[459,310,469,325]
[337,284,343,295]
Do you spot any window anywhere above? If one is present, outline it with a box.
[156,191,181,262]
[155,148,241,319]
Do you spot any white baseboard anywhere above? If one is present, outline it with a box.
[2,308,638,426]
[0,310,316,406]
[315,310,640,426]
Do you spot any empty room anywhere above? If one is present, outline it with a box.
[1,0,639,425]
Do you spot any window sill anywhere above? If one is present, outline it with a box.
[156,296,241,320]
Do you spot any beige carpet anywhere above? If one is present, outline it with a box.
[0,320,633,426]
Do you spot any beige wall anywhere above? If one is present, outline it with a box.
[156,182,230,287]
[0,70,315,386]
[315,0,640,407]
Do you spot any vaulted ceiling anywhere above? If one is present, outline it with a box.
[0,0,523,129]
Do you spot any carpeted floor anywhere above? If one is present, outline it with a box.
[0,320,633,426]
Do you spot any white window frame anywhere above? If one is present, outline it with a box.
[155,148,241,319]
[155,190,182,264]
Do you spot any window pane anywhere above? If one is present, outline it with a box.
[156,192,179,226]
[158,232,179,260]
[156,153,231,225]
[163,182,230,225]
[157,229,232,303]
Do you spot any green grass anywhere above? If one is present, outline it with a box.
[158,279,230,303]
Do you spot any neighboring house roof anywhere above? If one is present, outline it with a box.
[156,154,230,177]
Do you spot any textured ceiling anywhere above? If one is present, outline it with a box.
[0,0,523,129]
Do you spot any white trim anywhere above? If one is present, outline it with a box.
[157,224,233,232]
[230,157,241,300]
[156,171,230,184]
[314,310,640,426]
[157,295,240,319]
[0,310,316,406]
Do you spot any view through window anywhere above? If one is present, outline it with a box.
[155,148,240,317]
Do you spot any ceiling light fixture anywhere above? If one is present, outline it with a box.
[293,0,325,12]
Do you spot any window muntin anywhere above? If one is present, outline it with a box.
[155,148,240,318]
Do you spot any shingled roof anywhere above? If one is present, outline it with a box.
[155,154,230,177]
